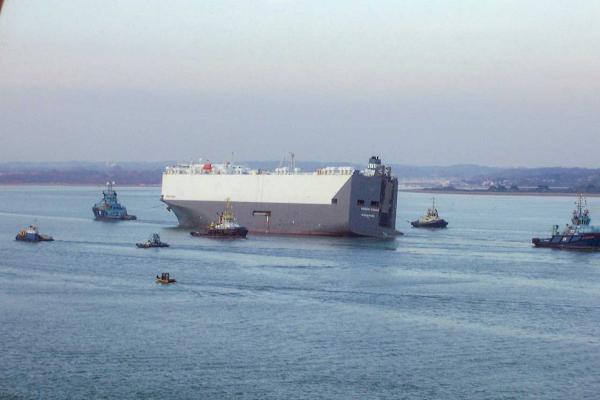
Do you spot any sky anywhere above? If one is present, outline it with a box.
[0,0,599,167]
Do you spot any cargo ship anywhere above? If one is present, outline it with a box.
[161,156,399,238]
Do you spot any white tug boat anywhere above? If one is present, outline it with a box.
[411,198,448,228]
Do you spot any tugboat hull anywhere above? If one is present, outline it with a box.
[156,278,176,284]
[532,233,600,250]
[136,243,169,248]
[411,219,448,228]
[93,208,137,221]
[15,233,54,242]
[191,227,249,238]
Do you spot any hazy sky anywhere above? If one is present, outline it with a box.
[1,0,599,166]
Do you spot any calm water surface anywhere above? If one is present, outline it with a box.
[0,186,599,399]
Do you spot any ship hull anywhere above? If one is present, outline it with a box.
[532,233,600,250]
[162,173,399,239]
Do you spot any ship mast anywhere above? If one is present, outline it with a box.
[290,152,295,174]
[571,193,591,226]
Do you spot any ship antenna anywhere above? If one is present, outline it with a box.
[290,152,295,174]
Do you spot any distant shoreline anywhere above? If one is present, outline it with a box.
[400,189,600,198]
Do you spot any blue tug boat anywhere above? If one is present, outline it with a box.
[532,194,600,250]
[15,225,54,242]
[92,182,137,221]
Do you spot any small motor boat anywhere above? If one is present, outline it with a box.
[156,272,176,284]
[136,233,169,248]
[15,225,54,242]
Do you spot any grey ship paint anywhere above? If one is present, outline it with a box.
[161,156,399,238]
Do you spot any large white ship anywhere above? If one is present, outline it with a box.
[161,156,399,238]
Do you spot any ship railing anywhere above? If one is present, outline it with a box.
[164,165,358,176]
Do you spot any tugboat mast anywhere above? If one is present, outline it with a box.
[571,193,591,227]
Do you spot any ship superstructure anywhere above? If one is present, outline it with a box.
[161,156,399,238]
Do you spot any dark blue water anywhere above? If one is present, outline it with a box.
[0,186,599,399]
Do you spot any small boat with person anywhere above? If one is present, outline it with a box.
[136,233,169,248]
[156,272,176,284]
[190,199,248,238]
[532,194,600,250]
[411,198,448,228]
[15,225,54,242]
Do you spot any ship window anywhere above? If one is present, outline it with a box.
[356,199,365,206]
[370,201,380,207]
[252,210,271,216]
[331,198,338,204]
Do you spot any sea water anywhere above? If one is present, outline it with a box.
[0,186,599,399]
